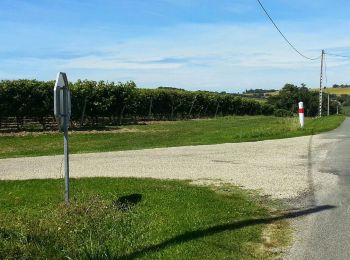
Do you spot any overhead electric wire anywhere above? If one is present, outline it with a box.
[256,0,321,61]
[326,52,350,59]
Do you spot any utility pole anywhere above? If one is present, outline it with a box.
[327,93,330,116]
[319,50,325,117]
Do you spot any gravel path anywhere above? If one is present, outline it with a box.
[0,133,339,200]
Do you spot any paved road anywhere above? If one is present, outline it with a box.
[0,131,336,201]
[287,118,350,259]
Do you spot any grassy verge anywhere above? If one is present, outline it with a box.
[0,178,290,259]
[0,115,345,159]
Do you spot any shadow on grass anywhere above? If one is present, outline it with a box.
[113,193,142,211]
[118,204,335,259]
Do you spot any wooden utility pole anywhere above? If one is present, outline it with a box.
[319,50,325,117]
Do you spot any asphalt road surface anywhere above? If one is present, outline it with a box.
[287,117,350,259]
[0,132,336,201]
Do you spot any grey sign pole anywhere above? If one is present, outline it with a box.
[63,85,70,204]
[54,72,71,204]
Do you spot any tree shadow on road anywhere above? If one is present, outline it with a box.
[118,204,335,259]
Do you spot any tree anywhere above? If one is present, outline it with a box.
[267,83,321,117]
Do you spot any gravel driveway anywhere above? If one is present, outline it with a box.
[0,133,339,201]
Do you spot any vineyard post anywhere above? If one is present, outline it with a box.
[215,102,220,118]
[80,96,87,127]
[148,97,153,119]
[189,95,197,118]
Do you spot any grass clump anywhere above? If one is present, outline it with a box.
[0,178,288,259]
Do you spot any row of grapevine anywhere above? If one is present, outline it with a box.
[0,79,275,129]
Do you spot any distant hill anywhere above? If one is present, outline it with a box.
[244,88,277,94]
[241,89,277,101]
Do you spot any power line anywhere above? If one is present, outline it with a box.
[256,0,321,61]
[326,52,350,59]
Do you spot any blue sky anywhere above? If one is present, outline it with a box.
[1,0,350,92]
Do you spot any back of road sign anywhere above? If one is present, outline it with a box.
[54,72,71,130]
[54,72,71,204]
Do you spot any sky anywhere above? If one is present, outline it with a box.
[0,0,350,92]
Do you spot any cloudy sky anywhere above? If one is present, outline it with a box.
[0,0,350,92]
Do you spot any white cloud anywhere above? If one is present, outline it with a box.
[1,21,350,91]
[64,56,184,70]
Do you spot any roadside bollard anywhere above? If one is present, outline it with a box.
[298,102,304,128]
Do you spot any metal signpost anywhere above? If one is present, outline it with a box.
[54,72,71,204]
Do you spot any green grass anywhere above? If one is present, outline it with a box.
[0,178,286,259]
[0,115,345,159]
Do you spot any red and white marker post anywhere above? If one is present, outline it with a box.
[298,102,304,128]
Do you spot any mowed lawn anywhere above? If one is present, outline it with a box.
[0,115,345,159]
[0,178,289,259]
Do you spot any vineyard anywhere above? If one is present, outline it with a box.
[0,80,275,130]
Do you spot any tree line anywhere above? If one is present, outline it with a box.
[333,84,350,88]
[267,83,339,117]
[0,79,275,130]
[244,88,277,94]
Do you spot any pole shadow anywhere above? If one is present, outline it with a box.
[117,204,335,259]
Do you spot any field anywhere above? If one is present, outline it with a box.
[240,93,268,103]
[0,115,345,159]
[309,87,350,96]
[323,88,350,95]
[271,87,350,96]
[0,178,291,259]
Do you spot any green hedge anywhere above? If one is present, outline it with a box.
[274,109,294,117]
[0,79,275,128]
